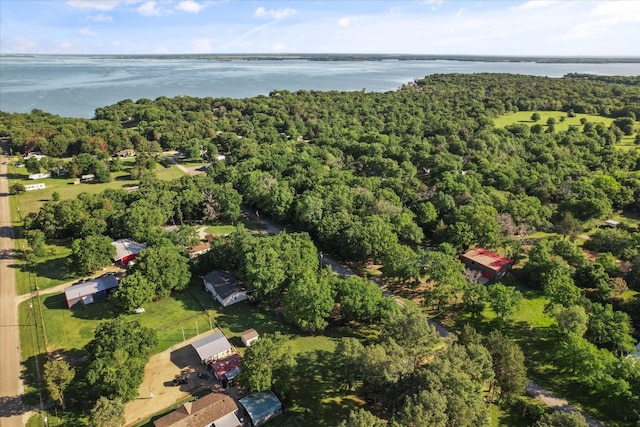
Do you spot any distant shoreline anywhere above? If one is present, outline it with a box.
[2,53,640,64]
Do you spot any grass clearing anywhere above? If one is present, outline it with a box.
[493,111,638,150]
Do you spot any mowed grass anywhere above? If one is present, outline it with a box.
[8,157,185,217]
[493,111,638,149]
[25,281,364,426]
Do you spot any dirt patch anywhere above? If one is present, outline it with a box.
[124,331,245,426]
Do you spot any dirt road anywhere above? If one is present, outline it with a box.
[526,381,605,427]
[0,148,26,426]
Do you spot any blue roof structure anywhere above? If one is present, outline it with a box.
[239,391,282,427]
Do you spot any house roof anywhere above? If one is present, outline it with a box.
[202,270,247,300]
[239,391,282,426]
[461,248,512,272]
[153,392,240,427]
[192,331,233,361]
[210,353,242,379]
[189,241,211,254]
[65,275,118,301]
[241,329,259,342]
[111,239,146,261]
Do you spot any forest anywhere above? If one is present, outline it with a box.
[2,72,640,426]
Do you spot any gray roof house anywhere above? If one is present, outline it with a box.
[191,331,234,364]
[111,239,146,267]
[65,274,118,309]
[202,270,249,307]
[239,391,282,427]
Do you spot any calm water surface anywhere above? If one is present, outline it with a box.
[1,56,639,118]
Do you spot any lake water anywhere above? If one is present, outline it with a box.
[1,55,639,118]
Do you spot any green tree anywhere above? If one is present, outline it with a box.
[9,182,25,194]
[531,112,541,122]
[550,304,588,338]
[90,397,125,427]
[339,408,384,427]
[24,229,46,258]
[85,318,157,401]
[44,360,75,410]
[333,337,365,390]
[131,245,191,297]
[534,411,588,427]
[113,272,155,311]
[487,284,523,320]
[334,275,389,322]
[238,333,296,397]
[282,269,334,332]
[383,304,440,366]
[24,156,41,174]
[70,234,116,274]
[484,331,527,401]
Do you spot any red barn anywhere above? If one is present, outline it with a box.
[111,239,146,267]
[460,248,513,283]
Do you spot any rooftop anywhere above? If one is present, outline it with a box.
[153,392,240,427]
[210,353,242,379]
[64,274,118,301]
[461,248,512,272]
[111,239,146,261]
[241,329,259,342]
[192,331,233,361]
[239,391,282,426]
[202,270,247,300]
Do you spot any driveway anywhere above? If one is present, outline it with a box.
[0,146,26,427]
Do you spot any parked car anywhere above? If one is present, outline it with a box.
[197,372,209,380]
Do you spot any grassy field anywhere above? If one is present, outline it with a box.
[493,111,638,148]
[8,157,185,217]
[21,275,368,426]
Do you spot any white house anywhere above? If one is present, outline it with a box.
[202,270,248,307]
[191,331,234,364]
[28,172,51,180]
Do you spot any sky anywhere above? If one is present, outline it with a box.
[1,0,639,56]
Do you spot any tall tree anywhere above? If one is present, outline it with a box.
[90,397,125,427]
[238,333,296,398]
[44,360,75,410]
[484,331,527,401]
[70,234,116,274]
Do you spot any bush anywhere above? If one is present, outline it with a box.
[9,182,25,194]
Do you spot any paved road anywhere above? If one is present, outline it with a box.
[525,382,605,427]
[0,147,26,426]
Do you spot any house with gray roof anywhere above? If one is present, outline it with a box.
[202,270,248,307]
[64,274,118,309]
[191,331,234,364]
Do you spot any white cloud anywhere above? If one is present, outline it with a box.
[80,27,97,35]
[88,13,113,22]
[55,41,77,53]
[564,1,640,40]
[66,0,121,11]
[520,0,557,9]
[269,43,296,53]
[253,6,296,20]
[2,36,39,53]
[189,38,213,53]
[338,17,353,27]
[175,1,205,14]
[137,1,163,16]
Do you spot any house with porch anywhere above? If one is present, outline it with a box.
[202,270,249,307]
[153,392,241,427]
[460,248,513,283]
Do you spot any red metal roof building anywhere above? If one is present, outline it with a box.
[460,248,513,283]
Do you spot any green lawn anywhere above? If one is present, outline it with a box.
[9,158,185,217]
[493,111,638,150]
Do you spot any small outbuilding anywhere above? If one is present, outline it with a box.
[605,219,620,228]
[191,331,234,364]
[241,329,259,347]
[202,270,249,307]
[153,392,241,427]
[460,248,513,283]
[188,241,211,259]
[64,274,118,309]
[239,391,282,427]
[111,239,146,267]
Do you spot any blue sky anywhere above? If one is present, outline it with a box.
[1,1,639,55]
